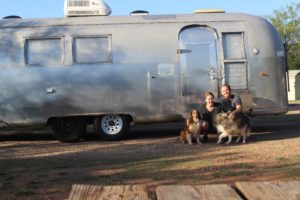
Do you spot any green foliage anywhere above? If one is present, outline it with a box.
[267,2,300,70]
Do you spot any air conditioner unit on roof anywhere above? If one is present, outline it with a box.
[64,0,111,17]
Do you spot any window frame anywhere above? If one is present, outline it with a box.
[221,32,248,90]
[72,34,112,64]
[222,32,246,60]
[24,36,65,67]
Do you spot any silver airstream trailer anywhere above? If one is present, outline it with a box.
[0,0,288,142]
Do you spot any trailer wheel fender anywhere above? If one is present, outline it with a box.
[94,114,130,140]
[51,117,86,142]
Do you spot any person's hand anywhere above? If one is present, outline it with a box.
[228,112,235,119]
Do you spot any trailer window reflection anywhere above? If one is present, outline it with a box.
[25,38,63,66]
[222,32,245,59]
[73,36,111,64]
[179,26,219,97]
[222,32,247,89]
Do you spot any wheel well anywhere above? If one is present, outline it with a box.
[122,114,133,123]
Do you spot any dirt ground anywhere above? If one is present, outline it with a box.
[0,105,300,200]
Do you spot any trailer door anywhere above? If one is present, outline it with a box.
[179,26,219,105]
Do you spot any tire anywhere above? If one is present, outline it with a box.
[51,117,86,142]
[94,115,130,140]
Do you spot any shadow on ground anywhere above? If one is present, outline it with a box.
[0,105,299,143]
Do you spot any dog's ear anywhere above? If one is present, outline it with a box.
[189,111,193,121]
[196,110,201,119]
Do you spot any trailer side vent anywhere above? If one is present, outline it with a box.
[3,15,22,20]
[130,10,149,16]
[64,0,111,17]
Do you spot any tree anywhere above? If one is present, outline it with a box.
[267,2,300,70]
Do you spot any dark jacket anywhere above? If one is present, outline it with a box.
[198,102,221,131]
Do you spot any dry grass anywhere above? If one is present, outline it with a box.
[0,111,300,199]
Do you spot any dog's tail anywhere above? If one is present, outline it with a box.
[179,130,185,143]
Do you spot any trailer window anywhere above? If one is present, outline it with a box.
[73,36,111,64]
[222,32,247,89]
[224,62,247,89]
[222,33,245,59]
[25,38,62,66]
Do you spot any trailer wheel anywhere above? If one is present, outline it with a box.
[51,117,86,142]
[94,115,130,140]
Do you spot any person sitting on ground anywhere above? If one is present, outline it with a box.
[218,84,243,119]
[198,91,221,141]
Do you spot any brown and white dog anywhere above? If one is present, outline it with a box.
[180,109,203,145]
[214,112,250,144]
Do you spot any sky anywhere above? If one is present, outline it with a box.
[0,0,296,19]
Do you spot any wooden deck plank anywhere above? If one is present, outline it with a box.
[193,185,242,200]
[68,184,149,200]
[156,185,242,200]
[235,181,300,200]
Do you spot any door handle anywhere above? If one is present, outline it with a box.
[46,87,56,94]
[209,67,217,80]
[177,49,192,54]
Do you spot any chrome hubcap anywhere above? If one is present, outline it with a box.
[101,115,123,135]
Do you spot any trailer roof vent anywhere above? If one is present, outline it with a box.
[64,0,111,17]
[130,10,149,16]
[2,15,22,20]
[193,9,225,14]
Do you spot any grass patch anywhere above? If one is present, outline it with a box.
[231,163,256,168]
[58,172,70,176]
[0,172,7,176]
[237,170,254,176]
[52,163,74,169]
[0,157,101,174]
[4,176,15,182]
[276,157,289,162]
[168,159,214,171]
[1,182,13,190]
[212,170,254,178]
[28,180,42,186]
[49,177,67,183]
[15,187,36,196]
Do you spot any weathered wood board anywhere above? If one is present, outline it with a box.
[235,181,300,200]
[68,181,300,200]
[68,184,149,200]
[156,184,242,200]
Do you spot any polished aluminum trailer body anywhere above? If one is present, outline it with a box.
[0,12,288,140]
